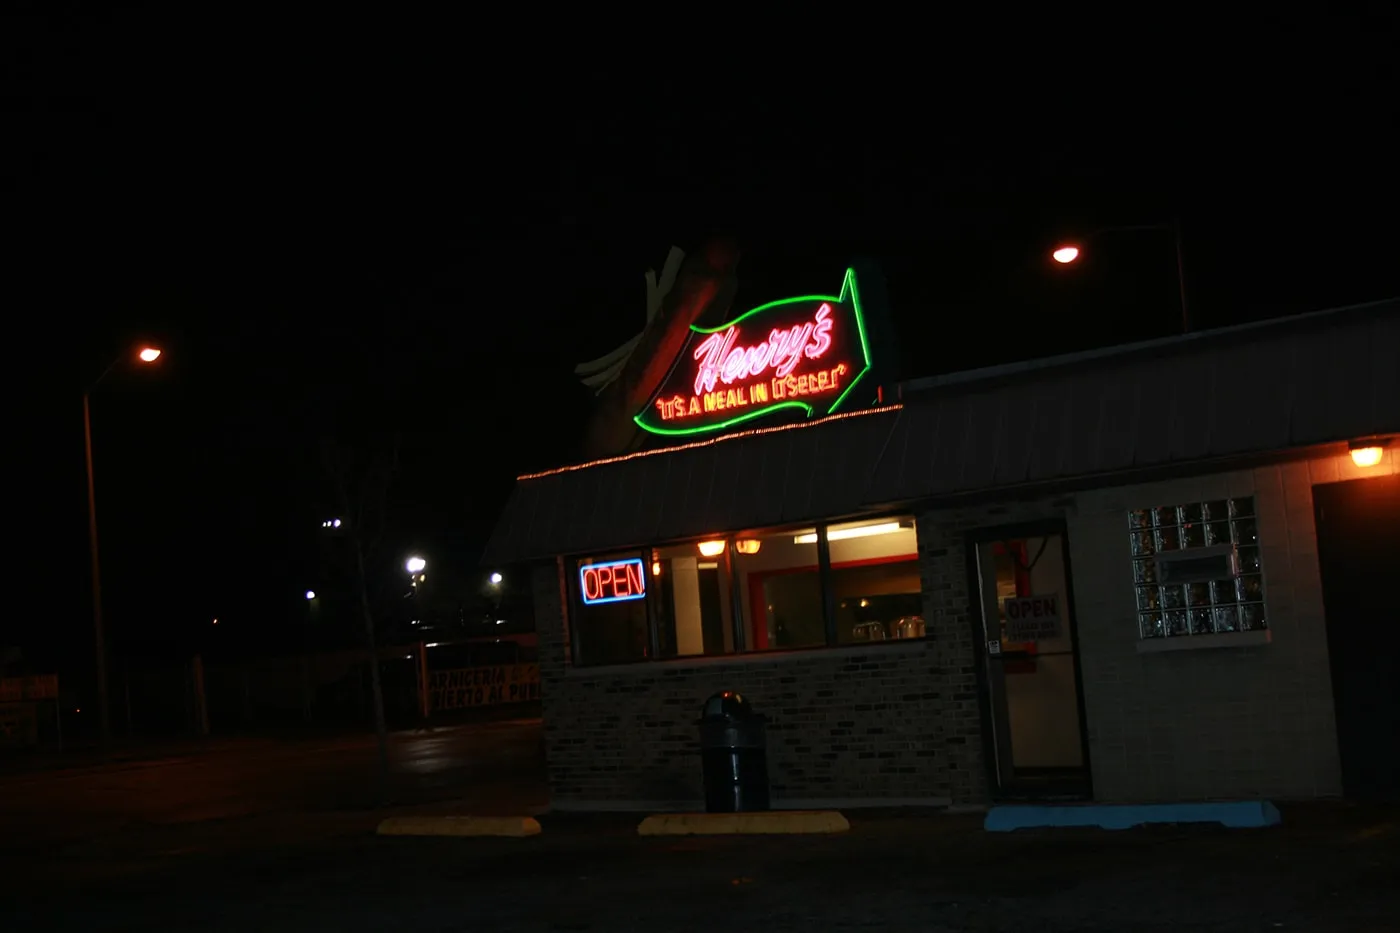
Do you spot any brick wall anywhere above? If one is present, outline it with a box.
[530,559,981,808]
[529,449,1395,808]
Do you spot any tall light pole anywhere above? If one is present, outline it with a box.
[1051,221,1190,333]
[84,345,162,745]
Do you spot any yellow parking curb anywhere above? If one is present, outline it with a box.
[637,810,849,836]
[377,815,541,837]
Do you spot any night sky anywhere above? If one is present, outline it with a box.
[7,11,1398,678]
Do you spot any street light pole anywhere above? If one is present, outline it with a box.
[83,345,162,746]
[1052,221,1191,333]
[81,388,110,745]
[1172,219,1190,335]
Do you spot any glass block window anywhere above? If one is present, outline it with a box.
[1128,497,1266,639]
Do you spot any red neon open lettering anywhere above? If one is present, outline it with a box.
[579,559,646,605]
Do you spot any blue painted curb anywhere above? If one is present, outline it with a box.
[984,801,1282,832]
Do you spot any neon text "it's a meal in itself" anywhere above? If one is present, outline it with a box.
[579,558,646,605]
[653,363,849,421]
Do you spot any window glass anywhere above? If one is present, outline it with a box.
[651,542,735,659]
[732,528,825,650]
[571,553,650,665]
[1128,497,1266,639]
[568,515,923,664]
[826,517,923,643]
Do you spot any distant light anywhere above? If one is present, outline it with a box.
[1051,245,1080,264]
[425,642,441,648]
[406,556,426,574]
[305,590,316,600]
[652,560,662,576]
[496,619,506,625]
[212,618,219,625]
[332,518,342,528]
[1350,446,1383,468]
[489,571,503,585]
[137,347,162,362]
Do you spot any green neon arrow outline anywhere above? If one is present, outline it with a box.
[633,267,873,437]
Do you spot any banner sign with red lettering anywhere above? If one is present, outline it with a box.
[634,267,873,436]
[428,664,540,711]
[1003,594,1062,642]
[579,557,646,605]
[0,675,58,702]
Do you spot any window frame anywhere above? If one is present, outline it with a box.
[564,513,924,668]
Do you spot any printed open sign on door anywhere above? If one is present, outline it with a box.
[1003,594,1062,642]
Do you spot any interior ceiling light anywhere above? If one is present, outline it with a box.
[793,521,904,545]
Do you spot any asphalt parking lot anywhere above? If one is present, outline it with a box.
[2,720,1396,932]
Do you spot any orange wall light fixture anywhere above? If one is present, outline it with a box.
[1349,438,1388,468]
[734,539,761,555]
[697,540,727,558]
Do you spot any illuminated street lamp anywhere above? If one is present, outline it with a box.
[83,343,164,745]
[489,571,503,586]
[1050,222,1189,332]
[406,556,426,575]
[305,590,317,600]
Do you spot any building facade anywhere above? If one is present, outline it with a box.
[486,298,1399,809]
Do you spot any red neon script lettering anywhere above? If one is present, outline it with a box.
[692,303,834,395]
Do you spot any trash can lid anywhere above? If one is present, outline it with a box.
[701,690,754,720]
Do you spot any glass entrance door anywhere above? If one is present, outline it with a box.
[971,526,1091,799]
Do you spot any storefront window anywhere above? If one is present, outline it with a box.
[651,542,736,658]
[733,528,824,650]
[568,516,924,667]
[570,553,650,666]
[826,518,922,643]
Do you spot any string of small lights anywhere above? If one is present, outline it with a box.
[516,404,904,481]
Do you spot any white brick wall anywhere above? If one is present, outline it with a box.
[1070,448,1397,801]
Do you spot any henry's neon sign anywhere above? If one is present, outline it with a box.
[635,268,872,437]
[579,558,646,605]
[692,303,834,393]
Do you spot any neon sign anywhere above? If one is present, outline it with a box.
[579,558,647,605]
[634,268,872,436]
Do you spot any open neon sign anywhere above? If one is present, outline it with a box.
[635,268,873,436]
[579,558,646,605]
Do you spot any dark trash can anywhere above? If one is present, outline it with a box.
[698,691,770,813]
